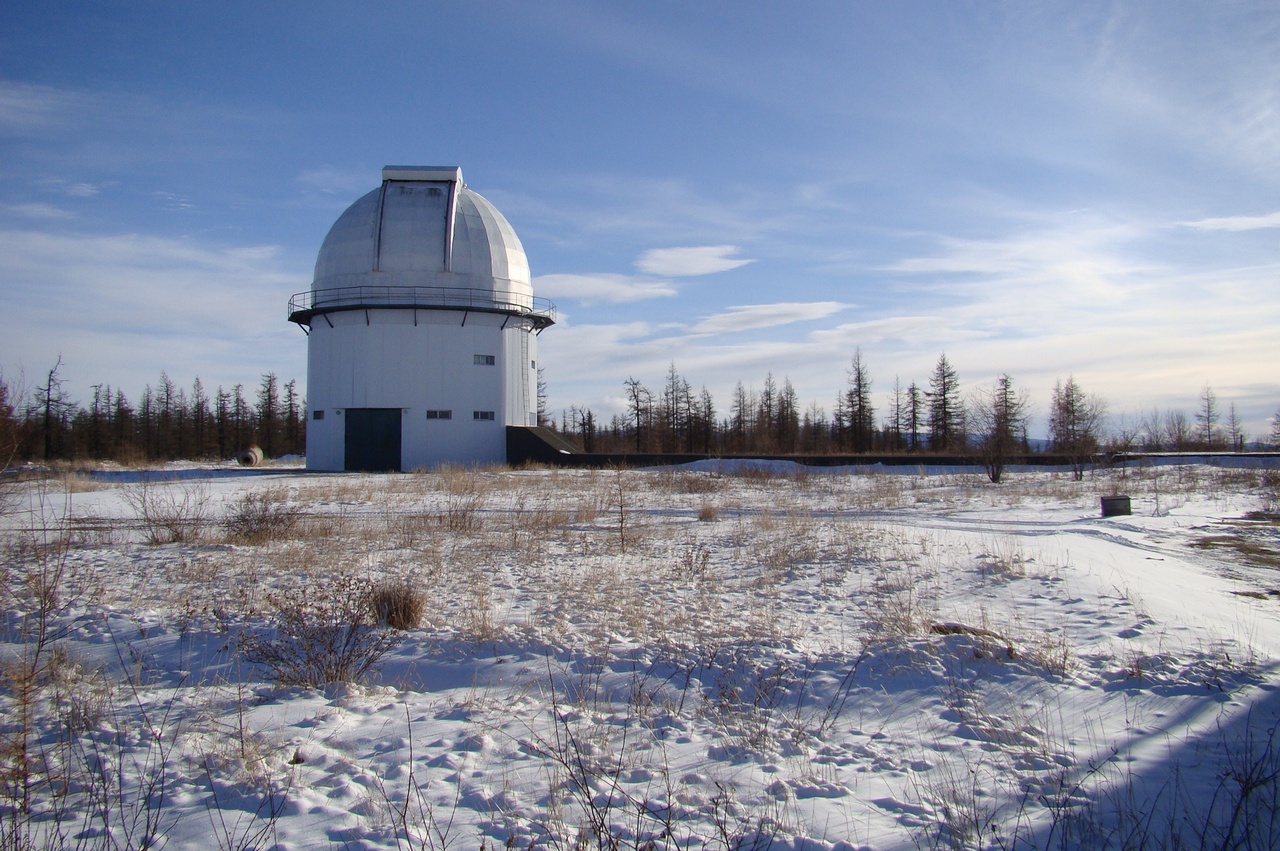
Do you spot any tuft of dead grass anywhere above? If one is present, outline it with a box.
[371,579,427,630]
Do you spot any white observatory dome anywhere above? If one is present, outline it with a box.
[291,165,554,472]
[305,166,536,315]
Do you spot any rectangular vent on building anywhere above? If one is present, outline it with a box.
[474,354,495,365]
[313,410,324,420]
[426,410,452,420]
[473,411,495,421]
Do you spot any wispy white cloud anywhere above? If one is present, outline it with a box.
[689,301,850,336]
[153,191,194,212]
[0,229,308,399]
[541,201,1280,437]
[1084,11,1280,178]
[0,81,93,136]
[886,221,1157,332]
[808,315,963,349]
[29,178,103,198]
[636,245,754,276]
[297,167,378,196]
[506,174,791,247]
[1180,211,1280,231]
[534,273,677,305]
[4,203,74,220]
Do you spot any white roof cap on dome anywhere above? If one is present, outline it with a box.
[381,165,463,183]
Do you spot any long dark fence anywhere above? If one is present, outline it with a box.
[506,427,1280,470]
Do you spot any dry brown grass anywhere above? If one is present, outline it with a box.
[122,479,213,545]
[371,579,427,630]
[657,469,727,495]
[222,486,298,544]
[1191,533,1280,569]
[59,471,108,493]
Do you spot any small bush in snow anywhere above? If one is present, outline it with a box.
[371,580,426,630]
[123,478,211,545]
[239,574,401,687]
[223,487,297,544]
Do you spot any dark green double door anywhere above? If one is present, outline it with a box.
[344,408,402,472]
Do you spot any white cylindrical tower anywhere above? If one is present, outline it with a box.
[290,166,555,471]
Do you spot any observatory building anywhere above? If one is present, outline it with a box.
[289,166,555,471]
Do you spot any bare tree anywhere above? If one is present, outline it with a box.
[232,384,251,451]
[906,382,923,452]
[696,386,715,454]
[1139,407,1163,450]
[757,373,777,452]
[776,377,800,452]
[1225,403,1244,451]
[36,356,74,460]
[623,377,651,452]
[845,349,875,452]
[566,405,596,451]
[256,372,280,458]
[728,382,752,452]
[970,374,1029,483]
[801,400,828,452]
[111,387,134,459]
[1196,384,1220,449]
[191,378,212,458]
[658,362,687,452]
[215,386,232,459]
[1108,412,1142,453]
[283,378,302,455]
[1050,376,1106,480]
[926,354,964,452]
[887,376,906,452]
[536,366,549,427]
[0,374,17,520]
[1162,409,1193,450]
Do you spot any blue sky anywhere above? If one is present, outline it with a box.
[2,1,1277,439]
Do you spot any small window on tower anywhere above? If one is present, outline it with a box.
[474,354,496,365]
[473,411,495,421]
[426,410,452,420]
[313,410,324,421]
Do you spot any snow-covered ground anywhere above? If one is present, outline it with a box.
[2,460,1279,849]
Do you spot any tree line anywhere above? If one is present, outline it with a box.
[553,352,1278,481]
[4,351,1274,473]
[1,359,304,466]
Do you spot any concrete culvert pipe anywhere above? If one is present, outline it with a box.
[237,446,265,467]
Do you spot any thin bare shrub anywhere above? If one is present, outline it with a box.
[865,570,937,643]
[59,470,107,493]
[388,509,435,549]
[1260,468,1280,513]
[238,573,403,687]
[123,478,212,544]
[222,486,297,544]
[438,466,489,532]
[659,469,725,495]
[610,466,633,554]
[459,565,499,642]
[0,501,183,851]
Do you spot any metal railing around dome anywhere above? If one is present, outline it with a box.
[287,285,556,329]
